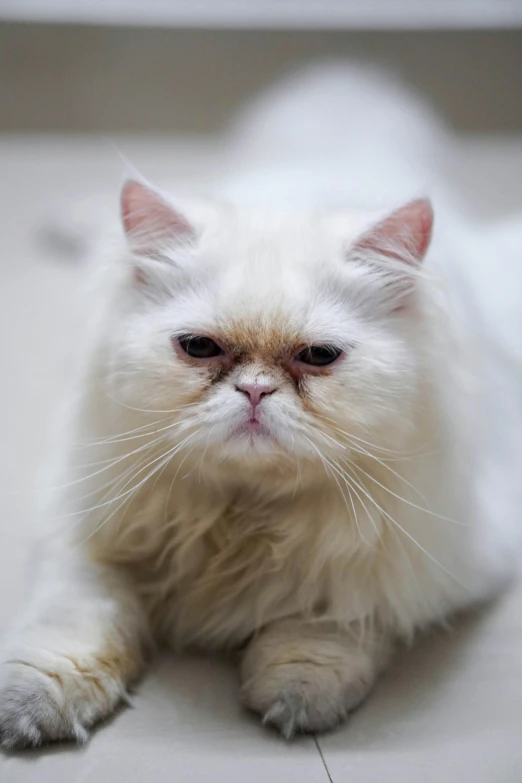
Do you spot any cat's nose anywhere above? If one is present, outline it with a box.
[235,383,277,408]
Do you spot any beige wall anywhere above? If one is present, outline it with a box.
[1,23,521,133]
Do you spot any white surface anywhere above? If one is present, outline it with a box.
[1,0,522,29]
[1,134,522,780]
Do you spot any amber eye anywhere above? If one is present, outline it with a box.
[177,335,224,359]
[295,345,342,367]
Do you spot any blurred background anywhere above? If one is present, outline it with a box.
[1,1,522,133]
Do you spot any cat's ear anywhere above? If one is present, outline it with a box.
[350,199,433,266]
[121,180,194,256]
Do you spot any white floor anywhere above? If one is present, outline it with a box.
[1,135,522,782]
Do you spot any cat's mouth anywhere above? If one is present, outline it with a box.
[229,416,272,440]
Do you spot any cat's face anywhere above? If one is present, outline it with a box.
[110,182,432,474]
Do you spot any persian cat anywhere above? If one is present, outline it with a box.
[1,63,519,747]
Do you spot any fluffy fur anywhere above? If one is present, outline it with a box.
[0,64,518,748]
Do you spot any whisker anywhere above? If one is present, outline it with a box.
[40,429,184,494]
[75,418,195,455]
[74,432,201,547]
[317,414,431,459]
[163,432,204,516]
[337,460,468,589]
[327,455,381,543]
[348,460,466,527]
[341,439,431,506]
[305,426,384,530]
[105,391,200,416]
[70,444,160,505]
[52,437,196,519]
[303,436,370,548]
[74,417,168,447]
[198,424,217,482]
[302,429,466,587]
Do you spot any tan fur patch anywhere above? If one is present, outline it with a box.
[95,645,142,681]
[44,670,64,686]
[224,316,301,364]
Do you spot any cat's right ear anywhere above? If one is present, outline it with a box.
[120,180,195,257]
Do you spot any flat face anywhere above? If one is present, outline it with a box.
[111,207,423,471]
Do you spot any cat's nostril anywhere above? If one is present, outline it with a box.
[235,383,277,407]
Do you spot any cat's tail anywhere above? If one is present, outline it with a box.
[228,60,447,175]
[220,59,450,209]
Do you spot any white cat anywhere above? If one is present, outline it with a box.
[0,64,519,748]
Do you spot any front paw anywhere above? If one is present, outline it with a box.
[241,661,371,738]
[240,633,379,738]
[0,661,87,749]
[0,653,128,749]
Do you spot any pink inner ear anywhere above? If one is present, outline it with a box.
[121,180,193,250]
[353,199,433,264]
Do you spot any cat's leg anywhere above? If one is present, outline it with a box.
[240,617,391,738]
[0,550,149,749]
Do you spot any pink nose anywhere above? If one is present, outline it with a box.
[235,383,276,408]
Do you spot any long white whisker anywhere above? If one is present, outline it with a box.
[348,460,466,527]
[318,414,430,459]
[46,413,202,493]
[342,439,431,506]
[71,443,161,505]
[53,437,196,519]
[163,432,202,516]
[78,418,195,455]
[75,433,201,547]
[338,461,468,589]
[74,417,167,447]
[75,402,201,448]
[326,454,381,543]
[304,436,370,547]
[198,424,216,482]
[105,391,199,415]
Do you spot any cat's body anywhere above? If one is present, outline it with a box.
[1,64,519,748]
[51,212,503,650]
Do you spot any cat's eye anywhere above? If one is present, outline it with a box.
[295,345,342,367]
[177,335,224,359]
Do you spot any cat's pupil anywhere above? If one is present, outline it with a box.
[178,336,223,358]
[297,345,341,366]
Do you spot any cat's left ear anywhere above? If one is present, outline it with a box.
[121,179,195,256]
[350,199,433,265]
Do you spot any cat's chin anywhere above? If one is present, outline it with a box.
[229,419,273,440]
[226,432,277,455]
[219,422,285,460]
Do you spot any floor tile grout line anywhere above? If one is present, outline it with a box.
[313,735,334,783]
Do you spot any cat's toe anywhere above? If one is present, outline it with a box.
[261,689,347,738]
[0,662,88,750]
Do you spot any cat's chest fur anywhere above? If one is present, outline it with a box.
[85,453,471,650]
[89,473,371,649]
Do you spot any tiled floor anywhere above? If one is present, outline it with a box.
[1,137,522,782]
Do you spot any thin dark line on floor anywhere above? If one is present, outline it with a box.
[313,735,334,783]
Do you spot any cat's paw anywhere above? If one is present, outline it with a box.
[0,653,127,749]
[241,661,371,738]
[240,633,379,738]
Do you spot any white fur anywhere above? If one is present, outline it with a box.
[1,63,520,748]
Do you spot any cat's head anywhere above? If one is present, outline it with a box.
[108,180,434,478]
